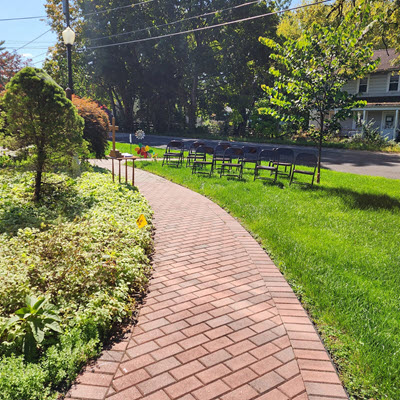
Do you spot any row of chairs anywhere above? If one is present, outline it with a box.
[162,140,318,186]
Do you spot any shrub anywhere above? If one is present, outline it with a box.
[72,96,109,158]
[1,67,85,201]
[349,119,388,147]
[0,355,54,400]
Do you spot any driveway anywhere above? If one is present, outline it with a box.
[115,133,400,180]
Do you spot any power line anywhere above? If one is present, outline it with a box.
[15,28,53,52]
[31,59,47,65]
[85,0,331,50]
[88,0,260,43]
[0,0,154,23]
[0,15,46,22]
[3,47,51,50]
[32,51,50,59]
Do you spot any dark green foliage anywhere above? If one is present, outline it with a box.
[1,296,61,362]
[0,356,54,400]
[1,67,85,200]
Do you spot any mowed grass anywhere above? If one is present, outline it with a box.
[110,141,165,158]
[136,156,400,400]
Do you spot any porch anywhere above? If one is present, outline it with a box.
[341,103,400,140]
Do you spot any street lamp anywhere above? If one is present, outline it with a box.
[62,26,75,100]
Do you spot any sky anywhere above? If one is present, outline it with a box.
[0,0,303,68]
[0,0,57,67]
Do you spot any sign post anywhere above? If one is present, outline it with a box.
[109,117,121,158]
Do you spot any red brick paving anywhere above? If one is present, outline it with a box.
[67,161,348,400]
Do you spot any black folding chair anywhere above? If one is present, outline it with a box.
[274,148,294,177]
[162,140,184,167]
[213,142,231,172]
[254,149,279,183]
[219,147,245,179]
[186,141,206,167]
[242,146,260,171]
[289,152,318,187]
[192,146,215,177]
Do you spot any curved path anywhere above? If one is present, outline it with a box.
[67,162,348,400]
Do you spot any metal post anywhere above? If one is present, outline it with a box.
[63,0,73,100]
[66,43,73,100]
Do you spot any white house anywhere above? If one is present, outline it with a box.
[340,49,400,140]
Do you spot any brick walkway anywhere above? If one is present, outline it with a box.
[68,161,348,400]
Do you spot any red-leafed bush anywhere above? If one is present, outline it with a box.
[72,96,109,158]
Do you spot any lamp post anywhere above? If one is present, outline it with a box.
[62,26,75,100]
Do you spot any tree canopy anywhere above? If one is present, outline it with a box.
[44,0,281,134]
[259,1,379,182]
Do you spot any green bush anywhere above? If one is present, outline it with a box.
[0,355,54,400]
[0,170,153,399]
[1,67,85,200]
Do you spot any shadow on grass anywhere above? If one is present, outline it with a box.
[92,165,110,174]
[0,183,95,235]
[318,186,400,211]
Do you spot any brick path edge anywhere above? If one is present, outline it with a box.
[66,161,349,400]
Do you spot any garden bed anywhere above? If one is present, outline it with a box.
[0,170,153,400]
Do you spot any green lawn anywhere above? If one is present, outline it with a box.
[135,157,400,399]
[110,141,166,158]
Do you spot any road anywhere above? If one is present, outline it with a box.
[115,133,400,180]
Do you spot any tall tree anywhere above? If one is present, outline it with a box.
[259,1,379,182]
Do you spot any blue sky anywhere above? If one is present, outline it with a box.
[0,0,303,68]
[0,0,57,67]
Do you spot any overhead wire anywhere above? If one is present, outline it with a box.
[0,0,154,23]
[87,0,260,42]
[15,28,53,52]
[0,15,46,22]
[85,0,332,50]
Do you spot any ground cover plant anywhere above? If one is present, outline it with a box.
[136,159,400,399]
[0,170,153,400]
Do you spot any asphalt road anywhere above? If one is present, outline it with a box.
[115,133,400,180]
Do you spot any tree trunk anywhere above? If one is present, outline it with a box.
[109,87,117,120]
[34,150,45,201]
[317,113,324,184]
[188,74,198,131]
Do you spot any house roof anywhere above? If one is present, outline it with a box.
[373,49,400,72]
[359,96,400,103]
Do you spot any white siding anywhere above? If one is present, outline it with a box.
[342,73,400,97]
[342,81,357,94]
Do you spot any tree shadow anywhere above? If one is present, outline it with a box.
[317,186,400,211]
[91,166,110,174]
[0,183,96,235]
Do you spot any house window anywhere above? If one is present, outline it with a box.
[389,74,399,91]
[385,115,394,129]
[358,78,368,93]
